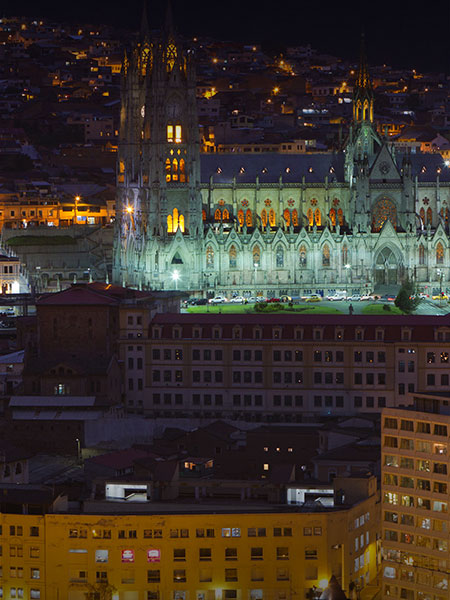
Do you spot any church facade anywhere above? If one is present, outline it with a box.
[113,17,450,298]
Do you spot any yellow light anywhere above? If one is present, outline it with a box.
[273,87,280,94]
[212,57,218,64]
[75,196,80,202]
[126,206,133,214]
[319,579,329,589]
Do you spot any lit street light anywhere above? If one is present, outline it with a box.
[172,269,180,290]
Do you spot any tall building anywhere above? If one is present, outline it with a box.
[113,13,450,295]
[381,396,450,600]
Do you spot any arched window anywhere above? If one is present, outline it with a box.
[246,209,253,227]
[229,245,237,268]
[342,245,348,265]
[427,207,432,225]
[307,208,313,227]
[420,207,425,226]
[202,209,206,221]
[222,208,230,221]
[337,208,344,226]
[15,462,22,475]
[167,208,185,233]
[269,209,276,227]
[167,124,174,142]
[237,210,244,227]
[419,244,425,265]
[165,158,171,182]
[292,209,298,226]
[172,158,178,181]
[261,210,268,227]
[299,245,307,267]
[322,244,330,267]
[436,242,444,264]
[253,245,261,267]
[276,246,284,268]
[283,209,290,227]
[214,209,221,221]
[329,208,336,227]
[206,246,214,268]
[179,158,186,182]
[314,208,321,227]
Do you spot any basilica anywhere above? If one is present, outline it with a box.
[113,14,450,298]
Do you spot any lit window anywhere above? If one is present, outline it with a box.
[263,464,269,471]
[175,125,182,143]
[167,125,174,142]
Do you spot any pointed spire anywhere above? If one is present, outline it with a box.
[139,0,150,41]
[356,32,372,91]
[164,0,175,40]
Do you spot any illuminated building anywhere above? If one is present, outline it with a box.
[113,13,450,295]
[381,397,450,600]
[0,473,379,600]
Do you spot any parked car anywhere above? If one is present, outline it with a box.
[194,298,208,305]
[432,294,449,300]
[210,295,227,304]
[304,294,321,302]
[380,294,395,302]
[360,294,375,301]
[247,297,257,303]
[347,294,362,301]
[327,291,347,301]
[267,297,281,303]
[230,296,245,304]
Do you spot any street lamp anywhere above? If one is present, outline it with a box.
[254,261,258,292]
[126,205,135,230]
[437,269,444,306]
[75,438,81,464]
[172,269,180,290]
[344,263,351,284]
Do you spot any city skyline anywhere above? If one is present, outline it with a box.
[3,0,449,72]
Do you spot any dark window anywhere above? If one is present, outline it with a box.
[427,374,435,386]
[354,373,362,384]
[354,351,362,362]
[354,396,363,407]
[215,350,223,361]
[336,396,344,407]
[314,351,322,362]
[378,351,386,363]
[314,372,322,384]
[273,351,281,361]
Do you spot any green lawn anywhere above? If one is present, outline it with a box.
[362,303,404,315]
[187,303,343,315]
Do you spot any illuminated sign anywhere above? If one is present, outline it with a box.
[148,548,161,562]
[121,549,135,563]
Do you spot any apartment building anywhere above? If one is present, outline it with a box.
[125,313,450,418]
[381,396,450,600]
[0,474,379,600]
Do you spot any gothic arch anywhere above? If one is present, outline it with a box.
[276,245,285,268]
[322,243,330,267]
[374,245,403,285]
[436,241,444,265]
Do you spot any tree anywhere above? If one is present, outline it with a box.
[83,582,117,600]
[395,278,421,314]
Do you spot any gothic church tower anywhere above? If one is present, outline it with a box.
[113,4,202,289]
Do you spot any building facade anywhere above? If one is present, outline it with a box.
[381,400,450,600]
[0,478,379,600]
[124,312,450,419]
[113,15,450,296]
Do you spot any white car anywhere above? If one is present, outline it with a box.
[327,294,347,301]
[347,294,362,301]
[210,296,227,304]
[230,296,245,304]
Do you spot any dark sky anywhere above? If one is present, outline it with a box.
[4,0,450,72]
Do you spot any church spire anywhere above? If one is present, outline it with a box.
[164,0,175,40]
[353,33,374,123]
[139,0,150,41]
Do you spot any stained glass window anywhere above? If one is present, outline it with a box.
[419,245,425,265]
[322,244,330,267]
[307,209,313,227]
[314,208,321,227]
[269,209,276,227]
[276,246,284,268]
[261,210,267,227]
[337,208,344,226]
[329,208,336,226]
[214,209,221,221]
[179,159,186,182]
[427,208,432,225]
[283,209,290,227]
[246,209,253,227]
[372,198,397,232]
[206,246,214,268]
[299,245,307,267]
[202,210,206,221]
[253,245,261,267]
[420,207,425,225]
[436,242,444,265]
[166,41,177,72]
[229,245,237,268]
[292,209,298,226]
[342,245,348,265]
[237,210,244,227]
